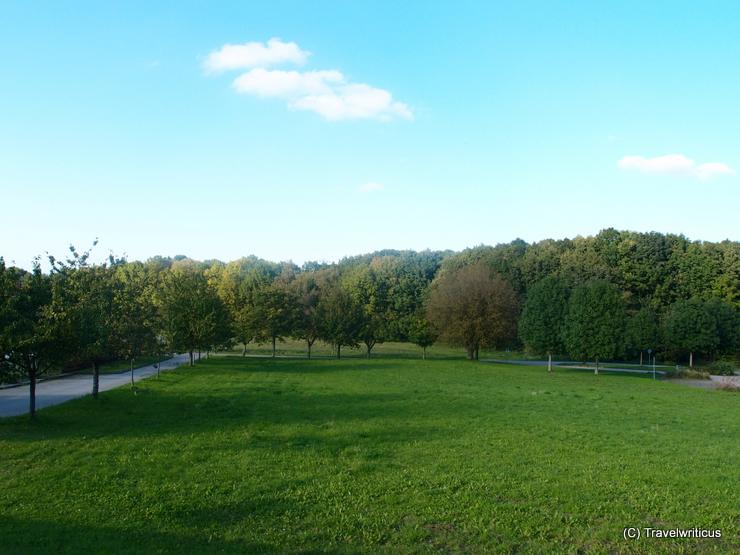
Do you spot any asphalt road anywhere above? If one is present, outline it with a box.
[0,354,190,418]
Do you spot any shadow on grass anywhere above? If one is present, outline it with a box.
[0,515,281,555]
[0,362,457,445]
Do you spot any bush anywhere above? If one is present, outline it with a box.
[668,368,711,380]
[706,361,737,376]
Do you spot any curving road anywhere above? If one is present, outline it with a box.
[0,354,190,418]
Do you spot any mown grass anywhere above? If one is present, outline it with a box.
[227,339,547,361]
[1,357,738,553]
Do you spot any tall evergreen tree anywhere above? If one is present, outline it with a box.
[518,276,568,371]
[563,280,626,374]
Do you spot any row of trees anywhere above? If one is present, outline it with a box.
[2,229,739,416]
[518,277,739,373]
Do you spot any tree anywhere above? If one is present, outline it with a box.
[563,280,626,374]
[407,313,438,360]
[316,280,363,359]
[50,263,116,398]
[111,262,158,388]
[704,298,740,357]
[158,266,230,366]
[214,258,277,356]
[291,272,321,358]
[427,263,519,360]
[0,258,58,417]
[345,265,389,358]
[518,276,568,371]
[662,299,719,367]
[624,306,660,365]
[252,283,299,358]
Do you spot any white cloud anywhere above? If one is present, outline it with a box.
[359,182,385,193]
[293,83,412,121]
[233,68,412,121]
[233,68,343,97]
[204,38,309,73]
[617,154,735,180]
[206,38,412,121]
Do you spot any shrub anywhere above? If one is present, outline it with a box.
[668,368,711,380]
[706,361,738,376]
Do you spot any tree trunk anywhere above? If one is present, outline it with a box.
[198,350,201,361]
[130,358,135,388]
[475,346,479,360]
[336,344,341,359]
[365,340,374,359]
[422,346,427,360]
[189,350,194,367]
[466,346,475,360]
[548,352,552,373]
[689,351,693,368]
[242,342,247,357]
[157,356,161,378]
[272,336,276,358]
[307,340,312,359]
[594,357,599,375]
[92,361,100,398]
[29,362,37,419]
[640,351,643,366]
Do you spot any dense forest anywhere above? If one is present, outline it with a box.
[2,229,739,415]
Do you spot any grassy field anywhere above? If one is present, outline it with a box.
[226,339,554,361]
[1,357,737,553]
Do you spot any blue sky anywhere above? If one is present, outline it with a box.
[2,1,739,268]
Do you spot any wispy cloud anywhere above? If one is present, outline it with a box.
[617,154,735,181]
[358,182,385,193]
[205,38,412,121]
[204,38,309,73]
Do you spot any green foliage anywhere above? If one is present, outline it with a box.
[1,229,738,375]
[662,299,719,363]
[157,266,231,363]
[704,298,740,355]
[315,278,364,357]
[49,264,116,369]
[518,276,568,356]
[251,283,300,354]
[668,368,712,380]
[705,360,737,376]
[624,306,660,359]
[289,271,322,356]
[0,259,57,387]
[110,262,159,363]
[563,280,626,362]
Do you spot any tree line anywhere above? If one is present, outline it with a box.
[1,229,738,417]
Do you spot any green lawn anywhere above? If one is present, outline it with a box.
[1,357,737,553]
[226,339,550,361]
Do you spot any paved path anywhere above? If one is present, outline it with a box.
[0,354,190,418]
